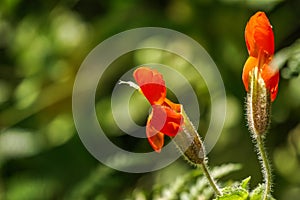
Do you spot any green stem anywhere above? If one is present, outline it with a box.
[172,108,223,197]
[201,161,223,196]
[256,135,272,200]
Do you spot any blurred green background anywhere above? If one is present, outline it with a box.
[1,0,300,199]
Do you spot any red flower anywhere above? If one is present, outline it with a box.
[242,11,279,102]
[133,67,183,152]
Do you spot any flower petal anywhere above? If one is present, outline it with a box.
[146,113,164,152]
[245,11,274,57]
[150,105,183,137]
[163,98,182,113]
[242,56,258,92]
[133,67,166,105]
[261,63,280,102]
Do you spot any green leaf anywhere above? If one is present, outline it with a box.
[214,177,251,200]
[216,188,248,200]
[211,163,242,178]
[187,164,242,199]
[241,177,251,190]
[250,184,263,200]
[153,163,242,200]
[250,184,275,200]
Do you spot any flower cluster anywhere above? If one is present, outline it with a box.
[120,10,281,199]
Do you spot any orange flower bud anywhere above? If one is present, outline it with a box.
[245,11,274,57]
[243,11,279,102]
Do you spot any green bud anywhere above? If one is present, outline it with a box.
[246,67,271,136]
[172,108,205,165]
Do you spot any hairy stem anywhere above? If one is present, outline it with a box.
[256,135,272,200]
[200,161,223,196]
[172,108,222,196]
[246,66,273,199]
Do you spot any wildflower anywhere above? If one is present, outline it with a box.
[133,69,219,194]
[242,11,280,136]
[242,11,279,102]
[242,12,279,199]
[122,66,205,164]
[133,67,183,152]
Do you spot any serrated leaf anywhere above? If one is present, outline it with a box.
[216,188,248,200]
[250,184,275,200]
[187,163,242,199]
[211,163,242,178]
[241,177,251,189]
[154,163,242,200]
[250,184,263,200]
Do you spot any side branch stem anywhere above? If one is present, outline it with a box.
[174,108,223,197]
[201,161,223,196]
